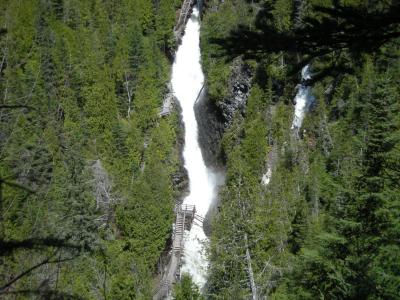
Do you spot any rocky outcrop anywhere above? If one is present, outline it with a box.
[293,0,306,29]
[195,58,252,236]
[218,59,252,127]
[195,89,225,168]
[172,97,190,202]
[195,58,252,167]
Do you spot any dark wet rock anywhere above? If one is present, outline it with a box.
[195,58,252,167]
[196,58,252,233]
[203,198,217,237]
[196,58,252,236]
[173,99,190,203]
[195,90,225,168]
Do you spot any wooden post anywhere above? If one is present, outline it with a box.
[181,210,186,248]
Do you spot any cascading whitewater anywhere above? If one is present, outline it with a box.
[291,65,314,130]
[262,66,314,186]
[171,8,218,288]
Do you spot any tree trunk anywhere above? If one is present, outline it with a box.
[245,233,258,300]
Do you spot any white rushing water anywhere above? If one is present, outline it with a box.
[171,8,218,288]
[261,166,272,186]
[262,66,314,186]
[291,65,314,130]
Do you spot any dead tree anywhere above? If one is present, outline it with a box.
[124,71,133,117]
[91,160,114,225]
[245,233,258,300]
[236,176,259,299]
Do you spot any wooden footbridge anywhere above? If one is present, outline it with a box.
[153,204,204,300]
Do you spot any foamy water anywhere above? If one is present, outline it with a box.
[291,65,314,130]
[171,8,219,288]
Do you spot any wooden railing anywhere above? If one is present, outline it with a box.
[194,213,204,223]
[153,203,202,299]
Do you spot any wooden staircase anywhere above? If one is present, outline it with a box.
[153,204,198,299]
[173,204,196,253]
[173,207,186,253]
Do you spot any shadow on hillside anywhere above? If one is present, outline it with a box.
[210,2,400,82]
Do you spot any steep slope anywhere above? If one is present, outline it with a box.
[200,0,400,299]
[0,0,185,298]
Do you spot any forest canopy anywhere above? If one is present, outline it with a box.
[201,0,400,299]
[0,0,182,298]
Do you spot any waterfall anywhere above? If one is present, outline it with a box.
[291,65,314,130]
[262,66,314,186]
[171,8,218,288]
[261,166,272,186]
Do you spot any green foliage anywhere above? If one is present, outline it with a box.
[173,274,203,300]
[201,0,255,102]
[0,0,180,297]
[271,0,293,32]
[202,1,400,299]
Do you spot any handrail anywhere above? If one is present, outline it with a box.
[154,204,199,299]
[182,204,195,209]
[194,214,204,222]
[194,83,205,104]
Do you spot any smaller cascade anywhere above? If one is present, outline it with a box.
[261,145,277,187]
[261,66,314,186]
[261,166,272,186]
[291,65,314,131]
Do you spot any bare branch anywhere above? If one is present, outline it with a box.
[0,251,75,292]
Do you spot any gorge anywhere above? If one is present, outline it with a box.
[171,7,218,289]
[0,1,399,299]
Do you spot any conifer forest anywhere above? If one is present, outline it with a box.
[0,0,399,299]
